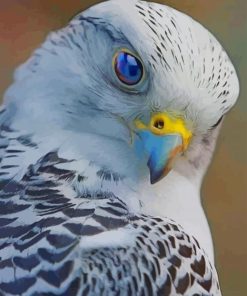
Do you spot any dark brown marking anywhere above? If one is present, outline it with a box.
[178,244,192,258]
[176,273,190,294]
[191,255,206,277]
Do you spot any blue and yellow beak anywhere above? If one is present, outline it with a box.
[134,113,192,184]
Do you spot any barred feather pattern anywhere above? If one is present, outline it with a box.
[0,124,221,296]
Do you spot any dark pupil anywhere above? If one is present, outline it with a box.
[115,52,143,85]
[154,120,164,129]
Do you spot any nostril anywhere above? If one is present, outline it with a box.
[154,119,164,129]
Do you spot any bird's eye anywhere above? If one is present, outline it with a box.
[113,50,144,86]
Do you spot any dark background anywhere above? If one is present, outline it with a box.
[0,1,246,295]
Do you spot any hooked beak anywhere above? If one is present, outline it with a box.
[134,113,192,184]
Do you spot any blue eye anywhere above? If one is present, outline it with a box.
[114,50,144,86]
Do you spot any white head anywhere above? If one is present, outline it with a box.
[3,0,239,187]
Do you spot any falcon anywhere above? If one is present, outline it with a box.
[0,0,239,295]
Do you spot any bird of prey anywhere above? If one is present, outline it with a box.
[0,0,239,295]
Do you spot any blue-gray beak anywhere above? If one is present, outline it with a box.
[133,113,192,184]
[135,130,183,184]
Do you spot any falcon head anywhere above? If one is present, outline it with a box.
[5,0,239,184]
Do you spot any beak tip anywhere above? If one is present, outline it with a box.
[150,178,158,185]
[150,177,157,185]
[149,169,165,185]
[136,131,184,185]
[148,155,173,184]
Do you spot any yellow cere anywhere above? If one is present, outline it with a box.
[134,113,192,150]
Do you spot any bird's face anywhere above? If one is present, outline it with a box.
[104,46,193,184]
[11,0,239,184]
[62,0,238,184]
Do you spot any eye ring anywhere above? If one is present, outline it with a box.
[112,49,145,87]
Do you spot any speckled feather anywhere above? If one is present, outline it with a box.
[0,0,239,295]
[0,129,220,295]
